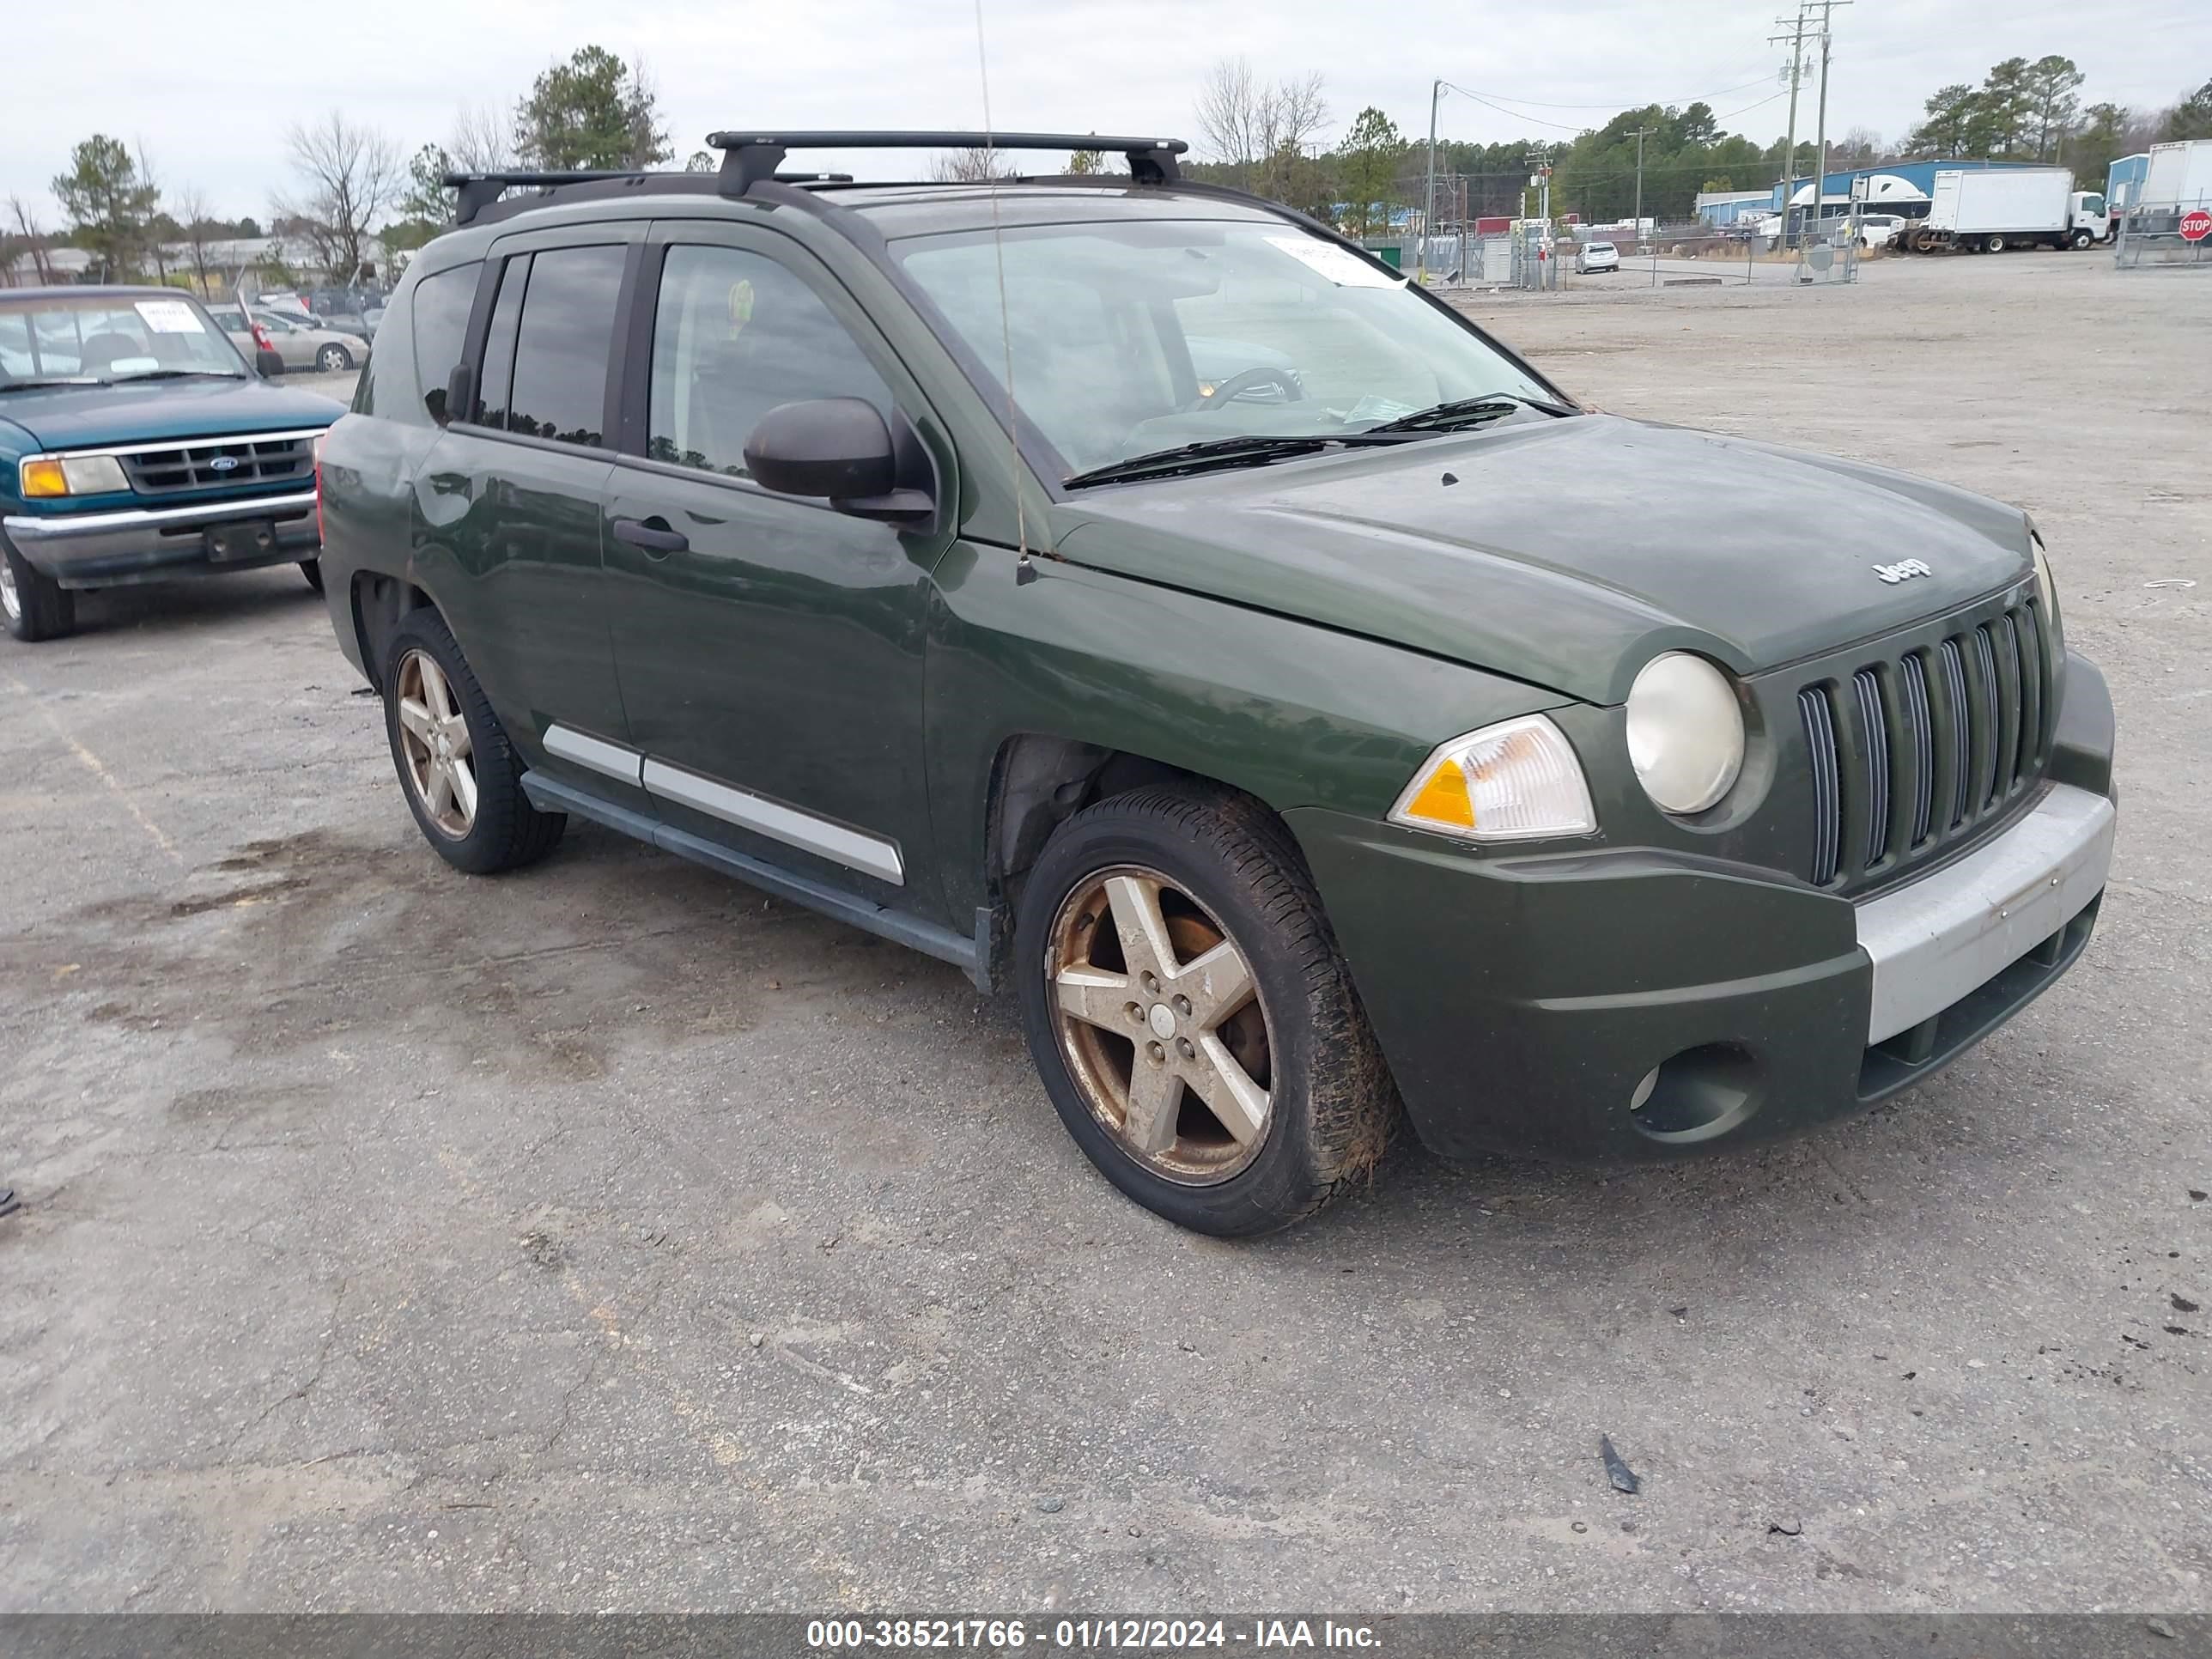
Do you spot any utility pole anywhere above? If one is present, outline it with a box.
[1628,125,1656,288]
[1421,78,1443,288]
[1804,0,1851,247]
[1769,9,1810,246]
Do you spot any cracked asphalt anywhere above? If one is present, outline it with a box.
[1,259,2208,1613]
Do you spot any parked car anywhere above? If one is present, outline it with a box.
[251,309,369,374]
[1576,240,1620,273]
[301,287,388,341]
[1,286,343,641]
[210,308,288,376]
[1856,213,1908,249]
[316,132,2116,1237]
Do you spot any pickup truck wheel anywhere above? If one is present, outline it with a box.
[1,540,76,642]
[1016,785,1397,1236]
[315,344,353,373]
[382,609,563,873]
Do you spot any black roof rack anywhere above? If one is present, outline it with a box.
[443,167,854,225]
[702,130,1187,192]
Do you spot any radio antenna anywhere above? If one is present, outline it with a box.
[971,0,1036,584]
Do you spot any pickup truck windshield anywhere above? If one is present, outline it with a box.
[896,218,1561,478]
[0,295,247,385]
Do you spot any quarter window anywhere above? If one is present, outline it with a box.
[505,244,625,447]
[410,262,479,424]
[647,245,892,479]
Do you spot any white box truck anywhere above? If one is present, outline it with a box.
[2141,139,2212,210]
[1907,167,2110,252]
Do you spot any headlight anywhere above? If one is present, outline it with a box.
[2031,533,2058,623]
[19,454,130,498]
[1626,652,1745,816]
[1389,714,1595,842]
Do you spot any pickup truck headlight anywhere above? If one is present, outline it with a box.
[1389,714,1595,842]
[20,454,130,498]
[1626,652,1745,816]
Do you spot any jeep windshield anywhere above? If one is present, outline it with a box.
[894,218,1567,483]
[0,294,248,387]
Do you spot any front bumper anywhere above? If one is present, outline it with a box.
[1289,653,2118,1162]
[3,490,319,588]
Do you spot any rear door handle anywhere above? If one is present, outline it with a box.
[611,515,689,555]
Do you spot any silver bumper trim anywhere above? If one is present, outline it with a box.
[3,489,319,542]
[1857,781,2114,1045]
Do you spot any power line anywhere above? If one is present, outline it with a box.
[1438,75,1780,112]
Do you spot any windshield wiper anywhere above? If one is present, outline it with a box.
[113,369,244,382]
[1064,433,1413,489]
[0,375,103,392]
[1358,392,1578,434]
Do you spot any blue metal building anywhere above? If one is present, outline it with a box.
[1767,158,2055,216]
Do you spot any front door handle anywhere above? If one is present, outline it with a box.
[611,515,689,556]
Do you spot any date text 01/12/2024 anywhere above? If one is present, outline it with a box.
[804,1619,1382,1650]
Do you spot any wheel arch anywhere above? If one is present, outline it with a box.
[977,733,1304,991]
[349,568,442,694]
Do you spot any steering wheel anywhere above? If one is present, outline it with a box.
[1194,365,1305,410]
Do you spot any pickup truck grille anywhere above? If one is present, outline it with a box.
[1797,596,2053,889]
[118,434,314,495]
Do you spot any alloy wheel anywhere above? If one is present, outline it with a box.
[1047,865,1274,1184]
[394,648,477,838]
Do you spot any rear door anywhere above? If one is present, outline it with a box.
[599,222,955,918]
[413,224,647,813]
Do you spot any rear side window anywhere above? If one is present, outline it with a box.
[410,263,480,424]
[503,245,625,447]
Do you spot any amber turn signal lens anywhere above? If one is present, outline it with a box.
[20,459,68,498]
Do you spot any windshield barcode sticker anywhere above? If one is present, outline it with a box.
[134,299,206,334]
[1264,235,1403,289]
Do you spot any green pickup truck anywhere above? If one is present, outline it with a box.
[2,286,343,641]
[314,133,2117,1235]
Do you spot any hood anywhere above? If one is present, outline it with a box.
[1048,414,2035,705]
[0,378,345,452]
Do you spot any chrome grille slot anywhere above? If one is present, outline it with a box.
[1800,687,1841,888]
[1900,653,1934,847]
[1852,669,1891,866]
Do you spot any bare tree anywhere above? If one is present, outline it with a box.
[1255,71,1330,201]
[1195,57,1266,189]
[5,196,58,285]
[931,146,1016,182]
[273,111,400,284]
[173,186,216,295]
[449,102,514,173]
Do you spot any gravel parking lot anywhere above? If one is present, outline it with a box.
[2,262,2207,1614]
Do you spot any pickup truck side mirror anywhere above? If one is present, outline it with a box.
[743,398,936,527]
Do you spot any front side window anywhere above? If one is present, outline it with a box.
[647,245,893,479]
[504,244,626,447]
[896,218,1559,477]
[0,294,247,384]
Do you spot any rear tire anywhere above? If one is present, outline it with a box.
[1,540,76,642]
[1014,783,1398,1237]
[315,343,352,373]
[382,607,564,874]
[1985,234,2008,253]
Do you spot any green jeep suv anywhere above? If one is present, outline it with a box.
[314,133,2117,1235]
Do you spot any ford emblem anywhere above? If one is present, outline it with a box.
[208,455,240,473]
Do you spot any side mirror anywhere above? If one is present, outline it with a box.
[743,398,935,526]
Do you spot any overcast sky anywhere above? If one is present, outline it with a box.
[6,0,2207,223]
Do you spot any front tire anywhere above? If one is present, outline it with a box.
[1015,784,1397,1236]
[2069,229,2093,250]
[1,540,76,642]
[315,343,353,373]
[299,557,325,593]
[382,608,564,874]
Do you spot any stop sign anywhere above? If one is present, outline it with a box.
[2182,210,2212,243]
